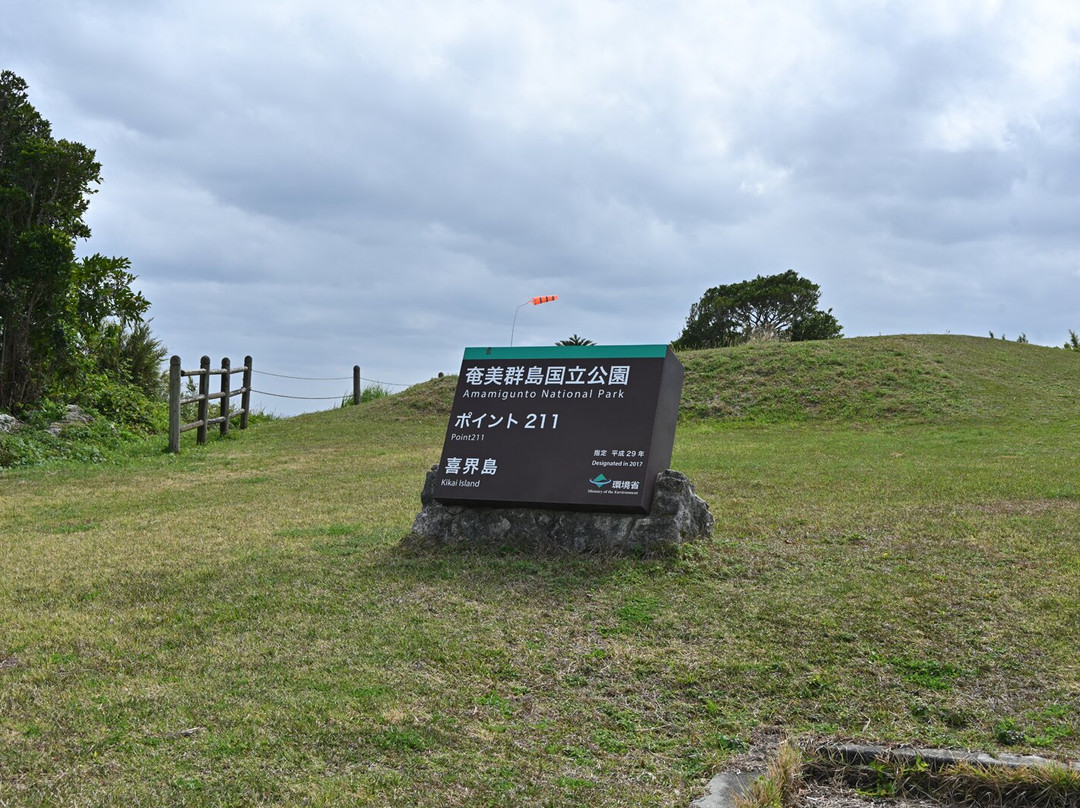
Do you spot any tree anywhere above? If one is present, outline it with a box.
[1066,330,1079,352]
[790,308,844,342]
[556,334,596,346]
[674,270,842,350]
[0,70,149,412]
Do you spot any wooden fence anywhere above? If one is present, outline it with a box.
[168,355,252,453]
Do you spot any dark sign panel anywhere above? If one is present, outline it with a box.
[433,345,684,514]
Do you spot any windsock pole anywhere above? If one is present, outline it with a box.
[510,295,558,346]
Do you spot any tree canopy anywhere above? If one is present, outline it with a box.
[0,70,154,415]
[673,270,842,350]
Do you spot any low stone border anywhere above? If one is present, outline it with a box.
[691,736,1080,808]
[802,741,1080,807]
[805,741,1080,776]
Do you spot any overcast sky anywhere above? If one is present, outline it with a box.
[5,0,1079,414]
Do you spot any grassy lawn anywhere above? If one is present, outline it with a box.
[1,335,1078,806]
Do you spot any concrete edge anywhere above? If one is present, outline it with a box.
[689,769,761,808]
[689,738,1080,807]
[807,741,1080,774]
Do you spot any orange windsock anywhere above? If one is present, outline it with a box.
[531,295,558,305]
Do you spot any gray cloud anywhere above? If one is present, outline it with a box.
[4,0,1079,413]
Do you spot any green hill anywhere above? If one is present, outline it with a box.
[377,334,1080,424]
[679,334,1080,423]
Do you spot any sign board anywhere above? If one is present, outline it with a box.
[433,344,684,514]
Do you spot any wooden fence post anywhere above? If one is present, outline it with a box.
[241,355,253,429]
[353,365,361,405]
[220,356,231,437]
[167,354,256,453]
[168,356,181,453]
[198,356,210,446]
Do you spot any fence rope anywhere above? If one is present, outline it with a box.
[253,369,411,388]
[253,370,350,381]
[250,389,346,401]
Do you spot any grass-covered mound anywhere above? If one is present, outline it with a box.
[363,371,458,418]
[679,334,1080,423]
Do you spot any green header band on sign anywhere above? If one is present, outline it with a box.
[463,344,670,360]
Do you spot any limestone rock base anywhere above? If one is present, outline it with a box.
[407,468,713,555]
